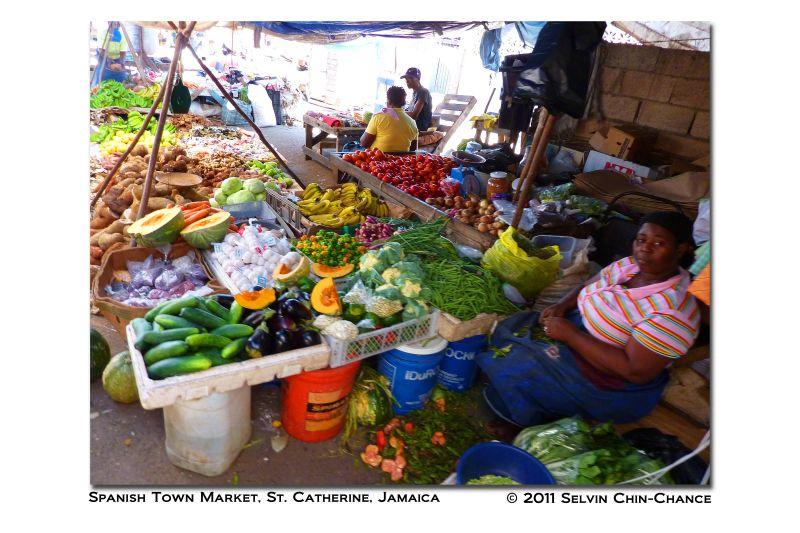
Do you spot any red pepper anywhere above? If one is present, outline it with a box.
[403,422,414,433]
[376,430,387,452]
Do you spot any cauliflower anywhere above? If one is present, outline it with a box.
[322,319,359,340]
[359,251,385,272]
[313,315,339,329]
[381,267,402,284]
[366,297,404,318]
[376,242,404,265]
[402,299,429,321]
[398,278,423,299]
[375,284,402,301]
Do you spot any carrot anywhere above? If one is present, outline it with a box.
[184,208,211,225]
[229,223,238,231]
[166,202,175,209]
[180,201,210,212]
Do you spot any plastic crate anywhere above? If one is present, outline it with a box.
[126,323,331,409]
[264,187,305,236]
[221,100,253,126]
[223,201,278,225]
[532,234,577,268]
[327,309,441,368]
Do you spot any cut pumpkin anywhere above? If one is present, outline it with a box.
[234,288,276,310]
[180,211,231,249]
[273,255,311,284]
[312,263,354,278]
[311,277,342,315]
[127,207,184,247]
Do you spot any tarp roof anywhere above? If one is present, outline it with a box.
[248,22,484,43]
[611,21,710,51]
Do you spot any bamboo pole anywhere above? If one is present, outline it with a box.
[90,82,167,207]
[119,23,148,82]
[135,23,193,222]
[181,39,300,182]
[511,112,556,229]
[512,109,547,203]
[92,22,115,87]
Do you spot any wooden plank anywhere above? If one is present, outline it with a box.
[438,102,470,112]
[303,113,365,134]
[434,95,477,154]
[302,145,333,169]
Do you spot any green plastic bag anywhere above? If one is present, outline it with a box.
[481,227,561,299]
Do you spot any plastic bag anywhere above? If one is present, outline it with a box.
[481,227,561,299]
[130,264,164,289]
[693,198,710,244]
[513,417,614,464]
[154,269,183,291]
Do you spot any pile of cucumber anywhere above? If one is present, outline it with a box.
[131,294,254,380]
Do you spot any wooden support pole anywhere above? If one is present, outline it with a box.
[181,39,300,183]
[135,23,192,222]
[119,23,148,82]
[90,82,168,207]
[512,109,546,203]
[511,111,556,229]
[92,21,115,88]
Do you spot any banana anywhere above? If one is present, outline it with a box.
[307,200,330,215]
[321,190,336,202]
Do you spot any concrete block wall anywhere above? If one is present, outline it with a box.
[587,42,710,161]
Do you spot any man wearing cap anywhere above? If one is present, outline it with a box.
[401,67,433,132]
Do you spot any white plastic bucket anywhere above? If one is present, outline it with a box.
[162,386,252,476]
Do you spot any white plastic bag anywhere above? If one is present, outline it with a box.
[247,83,277,127]
[693,199,710,244]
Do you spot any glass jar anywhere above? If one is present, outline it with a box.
[487,171,511,200]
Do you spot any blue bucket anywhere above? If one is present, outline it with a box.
[457,442,555,485]
[378,336,448,415]
[437,334,487,392]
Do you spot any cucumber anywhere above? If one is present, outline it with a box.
[147,354,212,379]
[210,324,254,339]
[131,318,153,351]
[152,321,164,332]
[195,298,210,312]
[185,333,232,349]
[141,327,199,346]
[228,301,244,324]
[154,314,203,330]
[180,307,227,329]
[205,298,231,321]
[220,337,248,359]
[144,300,171,322]
[193,347,228,367]
[144,340,189,366]
[159,296,200,318]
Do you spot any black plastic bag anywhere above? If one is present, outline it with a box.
[622,428,708,485]
[474,143,520,173]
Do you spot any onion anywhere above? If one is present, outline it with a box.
[465,200,476,208]
[479,199,490,209]
[489,228,498,236]
[480,215,493,224]
[486,205,495,214]
[459,209,471,218]
[469,193,481,203]
[425,198,436,204]
[478,222,489,232]
[492,221,503,229]
[444,198,454,207]
[460,216,471,224]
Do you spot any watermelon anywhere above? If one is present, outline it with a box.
[127,207,184,247]
[102,351,139,404]
[351,381,392,426]
[180,211,231,249]
[90,328,111,381]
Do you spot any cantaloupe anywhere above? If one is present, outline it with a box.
[127,207,184,247]
[180,211,232,249]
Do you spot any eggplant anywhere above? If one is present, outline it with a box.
[214,294,235,309]
[242,308,275,328]
[279,298,313,322]
[268,314,297,332]
[297,329,321,348]
[272,330,293,353]
[245,327,274,358]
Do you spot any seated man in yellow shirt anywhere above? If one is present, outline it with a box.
[360,86,419,153]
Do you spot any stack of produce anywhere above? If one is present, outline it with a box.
[386,219,519,321]
[247,160,295,190]
[211,176,269,207]
[104,253,212,307]
[298,183,389,228]
[90,80,158,109]
[426,194,508,237]
[168,113,211,132]
[130,292,315,380]
[293,231,365,272]
[185,152,250,186]
[341,150,456,200]
[354,216,396,244]
[513,417,672,485]
[91,111,179,155]
[210,223,296,292]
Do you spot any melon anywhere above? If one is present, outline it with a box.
[312,263,354,279]
[180,211,232,249]
[90,328,111,382]
[273,255,311,284]
[127,207,184,247]
[102,351,139,404]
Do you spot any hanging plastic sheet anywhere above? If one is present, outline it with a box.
[479,29,503,71]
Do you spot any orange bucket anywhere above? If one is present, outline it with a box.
[281,361,361,443]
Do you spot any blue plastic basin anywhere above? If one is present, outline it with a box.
[457,442,555,485]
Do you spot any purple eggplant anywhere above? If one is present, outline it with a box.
[245,326,274,358]
[272,330,293,353]
[279,298,313,322]
[268,314,297,332]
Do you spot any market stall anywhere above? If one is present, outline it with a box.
[302,112,366,171]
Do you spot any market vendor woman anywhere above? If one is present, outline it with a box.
[479,211,701,426]
[360,86,419,153]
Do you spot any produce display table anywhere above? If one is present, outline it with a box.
[328,155,496,251]
[473,119,526,152]
[302,113,365,171]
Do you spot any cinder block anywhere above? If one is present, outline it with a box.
[647,75,678,103]
[690,111,710,139]
[620,70,654,99]
[654,131,710,160]
[600,66,623,92]
[670,78,710,110]
[636,101,695,134]
[655,49,696,76]
[686,52,711,80]
[598,94,641,122]
[603,43,659,71]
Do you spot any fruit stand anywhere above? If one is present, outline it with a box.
[302,113,366,172]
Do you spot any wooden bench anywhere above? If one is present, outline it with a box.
[419,94,477,154]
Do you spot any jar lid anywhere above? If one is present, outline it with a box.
[396,335,448,355]
[489,171,508,179]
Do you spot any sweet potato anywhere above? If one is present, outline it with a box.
[90,220,127,246]
[98,233,125,250]
[147,197,171,210]
[90,216,112,230]
[90,246,104,260]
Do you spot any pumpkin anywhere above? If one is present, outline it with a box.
[311,263,354,279]
[234,287,276,310]
[180,211,231,249]
[102,351,139,404]
[311,277,342,315]
[126,207,184,247]
[273,255,311,285]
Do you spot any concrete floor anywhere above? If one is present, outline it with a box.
[248,124,339,188]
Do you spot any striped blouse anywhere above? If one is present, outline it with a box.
[577,257,700,359]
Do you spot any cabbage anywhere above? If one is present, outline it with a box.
[220,177,243,196]
[213,190,228,206]
[209,198,220,208]
[244,178,266,195]
[253,192,267,202]
[376,242,404,265]
[227,189,256,204]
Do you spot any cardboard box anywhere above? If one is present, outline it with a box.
[583,150,661,180]
[589,125,656,160]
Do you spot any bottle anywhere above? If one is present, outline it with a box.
[487,171,511,201]
[270,420,288,453]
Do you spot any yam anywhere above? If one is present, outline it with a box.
[153,183,172,196]
[98,233,125,250]
[90,216,112,230]
[90,246,104,260]
[90,255,101,266]
[132,144,148,157]
[147,197,171,210]
[119,188,133,204]
[121,172,139,182]
[120,163,139,175]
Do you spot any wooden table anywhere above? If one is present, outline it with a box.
[473,119,527,152]
[302,113,365,171]
[328,155,497,251]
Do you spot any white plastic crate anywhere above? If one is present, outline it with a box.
[126,324,331,409]
[327,309,441,368]
[201,250,240,295]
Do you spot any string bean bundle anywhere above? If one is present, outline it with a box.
[422,259,520,321]
[387,218,459,260]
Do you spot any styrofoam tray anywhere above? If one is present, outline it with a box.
[127,324,331,409]
[202,250,240,295]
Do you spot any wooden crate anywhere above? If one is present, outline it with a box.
[437,312,504,342]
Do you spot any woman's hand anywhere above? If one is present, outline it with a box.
[541,317,577,342]
[539,302,569,324]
